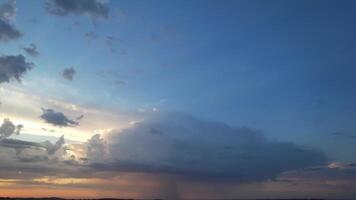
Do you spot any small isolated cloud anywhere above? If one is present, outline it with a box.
[89,112,327,182]
[114,79,125,86]
[0,118,23,140]
[23,43,40,57]
[45,0,109,19]
[62,67,76,81]
[105,35,119,52]
[0,54,34,84]
[76,114,84,120]
[84,31,97,41]
[40,108,79,127]
[0,0,21,42]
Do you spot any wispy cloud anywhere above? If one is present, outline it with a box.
[22,44,40,58]
[45,0,110,20]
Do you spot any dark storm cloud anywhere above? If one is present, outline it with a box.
[89,112,327,182]
[0,118,23,140]
[0,0,22,42]
[62,67,76,81]
[40,108,79,127]
[0,54,34,83]
[23,43,40,57]
[45,0,109,19]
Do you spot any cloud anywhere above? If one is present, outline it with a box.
[23,43,40,57]
[40,108,79,127]
[327,162,356,170]
[0,118,23,140]
[0,118,66,164]
[41,135,65,155]
[0,0,16,20]
[89,111,327,182]
[84,31,97,41]
[0,0,21,42]
[0,15,21,42]
[76,114,84,120]
[105,35,119,53]
[331,131,356,139]
[114,79,125,86]
[45,0,109,19]
[0,54,34,83]
[0,138,45,150]
[0,118,65,156]
[87,134,106,162]
[62,67,76,81]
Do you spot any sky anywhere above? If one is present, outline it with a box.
[1,0,356,199]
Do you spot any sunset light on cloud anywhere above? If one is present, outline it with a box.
[2,0,356,199]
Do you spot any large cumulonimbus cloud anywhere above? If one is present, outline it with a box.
[40,108,80,127]
[89,112,327,182]
[0,54,34,83]
[45,0,109,19]
[0,0,22,42]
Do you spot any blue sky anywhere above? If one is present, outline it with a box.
[8,0,356,130]
[2,0,356,198]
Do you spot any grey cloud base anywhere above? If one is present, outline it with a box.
[89,112,327,182]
